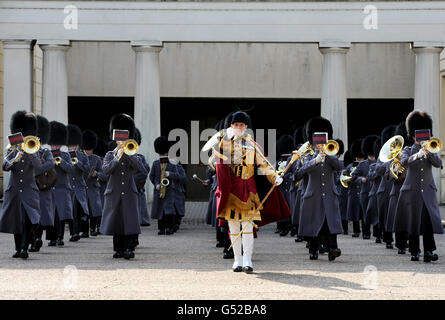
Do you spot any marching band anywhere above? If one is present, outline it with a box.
[0,109,442,270]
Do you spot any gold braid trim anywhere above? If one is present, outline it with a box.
[218,191,262,222]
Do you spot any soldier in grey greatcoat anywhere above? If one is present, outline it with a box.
[82,130,103,237]
[394,110,443,262]
[67,124,90,241]
[46,121,74,246]
[376,125,397,249]
[0,111,42,259]
[297,117,343,261]
[351,135,379,239]
[134,128,151,227]
[150,136,187,235]
[346,139,365,238]
[30,115,55,252]
[100,113,145,260]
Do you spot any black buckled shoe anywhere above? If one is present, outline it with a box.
[233,266,243,272]
[295,237,304,243]
[80,232,89,238]
[424,251,438,263]
[69,234,80,242]
[90,230,98,237]
[20,250,29,259]
[363,234,371,240]
[411,253,420,261]
[309,252,318,260]
[57,238,64,246]
[243,266,253,274]
[398,249,406,254]
[290,227,298,237]
[386,244,394,249]
[158,229,166,235]
[328,248,342,261]
[375,238,382,244]
[113,251,124,259]
[12,251,20,258]
[318,244,327,254]
[279,229,290,237]
[352,233,360,238]
[48,240,56,247]
[123,250,135,260]
[223,249,234,259]
[166,228,174,235]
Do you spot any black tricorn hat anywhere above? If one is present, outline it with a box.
[277,134,294,156]
[381,125,396,145]
[67,124,82,146]
[36,115,50,145]
[10,110,38,136]
[81,130,98,150]
[361,135,379,157]
[94,139,108,158]
[154,136,170,155]
[134,128,142,145]
[335,138,345,156]
[406,110,433,138]
[305,116,333,144]
[109,113,135,140]
[373,139,382,159]
[49,121,67,146]
[293,127,305,149]
[351,139,365,159]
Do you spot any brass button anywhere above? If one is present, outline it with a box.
[421,179,424,182]
[121,192,125,195]
[122,182,124,185]
[19,179,22,183]
[322,183,325,186]
[19,190,22,193]
[421,189,424,192]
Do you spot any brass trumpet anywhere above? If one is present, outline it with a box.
[114,139,139,160]
[423,137,442,154]
[71,157,78,165]
[323,140,340,156]
[379,135,405,179]
[22,136,40,154]
[54,156,62,165]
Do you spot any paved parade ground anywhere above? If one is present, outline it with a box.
[0,209,444,300]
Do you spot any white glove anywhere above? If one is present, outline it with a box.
[226,127,235,140]
[165,171,170,177]
[315,153,324,164]
[275,176,283,185]
[416,148,425,159]
[156,184,160,191]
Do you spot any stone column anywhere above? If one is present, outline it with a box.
[131,41,163,202]
[2,40,33,192]
[38,40,70,124]
[412,45,444,201]
[319,44,350,149]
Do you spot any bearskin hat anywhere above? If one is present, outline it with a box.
[109,113,135,140]
[277,134,294,156]
[231,111,249,125]
[381,125,396,146]
[134,128,142,145]
[154,136,170,155]
[395,121,412,145]
[335,139,345,156]
[224,110,253,129]
[350,139,365,159]
[373,139,382,159]
[94,139,108,158]
[81,130,98,151]
[36,115,50,145]
[293,127,305,149]
[343,150,352,167]
[305,116,333,144]
[10,110,38,136]
[67,124,82,146]
[361,135,379,157]
[405,110,433,138]
[49,121,67,146]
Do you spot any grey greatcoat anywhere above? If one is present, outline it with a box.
[0,150,42,234]
[205,167,218,227]
[353,158,375,216]
[375,161,392,230]
[97,168,109,208]
[365,162,381,226]
[298,151,343,237]
[134,154,150,225]
[346,163,362,222]
[35,148,55,227]
[386,174,402,233]
[394,144,444,235]
[52,151,74,221]
[284,157,300,225]
[85,154,103,217]
[70,150,90,215]
[100,151,145,236]
[150,158,187,220]
[335,160,348,221]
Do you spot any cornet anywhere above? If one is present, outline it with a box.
[114,139,139,160]
[4,135,40,163]
[422,137,442,155]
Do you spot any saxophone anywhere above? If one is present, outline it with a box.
[159,162,169,199]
